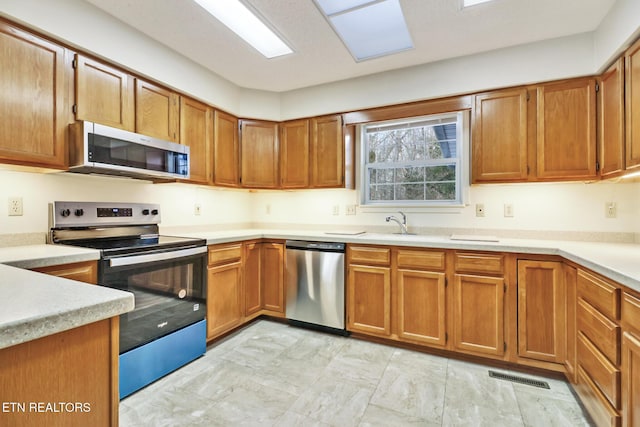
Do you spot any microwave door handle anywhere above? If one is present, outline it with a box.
[109,246,206,267]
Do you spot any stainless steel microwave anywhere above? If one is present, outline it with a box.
[68,121,190,180]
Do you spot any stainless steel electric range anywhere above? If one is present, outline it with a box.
[50,201,207,399]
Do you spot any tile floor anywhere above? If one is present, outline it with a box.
[120,320,593,426]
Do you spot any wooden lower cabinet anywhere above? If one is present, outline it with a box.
[517,260,566,363]
[452,273,505,358]
[621,291,640,427]
[208,240,285,341]
[261,242,284,314]
[396,268,446,346]
[207,261,243,339]
[31,261,97,284]
[0,318,119,427]
[347,264,391,337]
[244,242,262,317]
[621,332,640,427]
[206,243,243,340]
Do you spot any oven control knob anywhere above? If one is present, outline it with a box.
[142,209,150,215]
[74,209,84,217]
[60,209,71,217]
[151,209,159,215]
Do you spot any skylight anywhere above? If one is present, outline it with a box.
[193,0,293,59]
[462,0,494,8]
[314,0,414,62]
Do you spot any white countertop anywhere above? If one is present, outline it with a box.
[2,228,639,350]
[185,228,640,294]
[0,245,133,350]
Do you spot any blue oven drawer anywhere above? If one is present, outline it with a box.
[119,319,206,399]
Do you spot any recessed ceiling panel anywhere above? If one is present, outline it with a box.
[328,0,413,61]
[314,0,376,15]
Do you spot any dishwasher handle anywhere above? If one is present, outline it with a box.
[285,240,345,253]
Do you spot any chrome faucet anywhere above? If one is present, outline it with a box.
[386,211,409,234]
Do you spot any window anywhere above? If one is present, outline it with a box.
[360,111,468,206]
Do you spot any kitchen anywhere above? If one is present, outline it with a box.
[1,0,640,425]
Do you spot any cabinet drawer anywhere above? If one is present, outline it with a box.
[348,246,391,266]
[577,332,620,409]
[577,299,621,365]
[396,249,445,271]
[208,244,242,266]
[454,252,504,275]
[621,292,640,336]
[577,269,620,320]
[575,365,621,427]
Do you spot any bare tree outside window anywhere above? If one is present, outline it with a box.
[363,112,464,205]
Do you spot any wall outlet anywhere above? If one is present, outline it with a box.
[345,204,357,215]
[194,204,201,216]
[504,203,514,218]
[332,205,340,216]
[8,197,23,216]
[475,203,485,217]
[605,202,617,218]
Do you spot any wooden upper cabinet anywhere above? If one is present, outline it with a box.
[135,79,179,142]
[472,88,528,182]
[74,54,134,131]
[311,115,344,187]
[0,22,69,168]
[536,78,597,180]
[180,96,212,184]
[599,58,626,178]
[517,260,566,364]
[626,38,640,172]
[280,119,310,188]
[240,119,279,188]
[213,110,240,187]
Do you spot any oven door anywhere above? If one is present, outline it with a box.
[99,246,207,354]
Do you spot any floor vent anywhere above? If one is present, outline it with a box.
[488,370,550,389]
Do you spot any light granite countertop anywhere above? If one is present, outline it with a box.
[2,228,639,350]
[0,245,133,350]
[173,228,640,294]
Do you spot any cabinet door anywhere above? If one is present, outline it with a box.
[536,78,597,179]
[135,79,179,142]
[244,242,262,316]
[240,119,279,188]
[0,23,69,168]
[75,54,134,130]
[599,58,625,178]
[396,269,446,347]
[347,264,391,337]
[262,242,284,313]
[622,332,640,426]
[626,38,640,171]
[453,274,505,358]
[280,119,310,188]
[213,110,240,187]
[472,88,528,182]
[207,261,243,339]
[180,96,212,184]
[517,260,566,363]
[311,115,343,187]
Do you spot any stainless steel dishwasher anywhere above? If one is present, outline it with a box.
[285,240,346,333]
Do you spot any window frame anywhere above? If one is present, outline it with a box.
[357,110,470,209]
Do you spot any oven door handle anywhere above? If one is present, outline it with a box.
[109,246,207,267]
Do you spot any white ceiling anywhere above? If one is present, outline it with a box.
[84,0,616,93]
